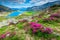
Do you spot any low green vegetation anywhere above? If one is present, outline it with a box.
[0,6,60,40]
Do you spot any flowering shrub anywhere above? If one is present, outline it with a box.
[50,13,60,18]
[44,17,55,21]
[0,32,16,39]
[0,32,10,39]
[29,22,43,33]
[29,22,53,34]
[43,13,60,21]
[44,27,53,34]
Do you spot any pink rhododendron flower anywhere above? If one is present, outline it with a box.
[45,27,53,34]
[33,29,37,33]
[49,17,55,20]
[29,22,53,34]
[50,13,60,18]
[30,22,42,29]
[0,32,10,38]
[44,17,55,21]
[34,23,42,27]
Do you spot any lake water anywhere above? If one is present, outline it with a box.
[7,11,24,18]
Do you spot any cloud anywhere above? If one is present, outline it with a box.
[34,0,58,6]
[0,0,59,8]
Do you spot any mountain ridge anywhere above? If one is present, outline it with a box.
[0,1,60,11]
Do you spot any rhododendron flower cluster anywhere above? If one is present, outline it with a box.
[43,13,60,21]
[44,17,55,21]
[0,32,10,39]
[0,32,16,39]
[44,27,53,34]
[29,22,53,34]
[50,13,60,18]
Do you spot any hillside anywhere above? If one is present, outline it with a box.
[0,5,13,12]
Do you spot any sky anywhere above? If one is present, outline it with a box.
[0,0,59,8]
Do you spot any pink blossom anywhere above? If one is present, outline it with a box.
[49,17,54,20]
[30,22,42,30]
[50,13,60,18]
[29,22,53,34]
[0,32,10,38]
[45,27,53,34]
[33,29,37,33]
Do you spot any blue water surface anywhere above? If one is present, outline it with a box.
[7,11,24,18]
